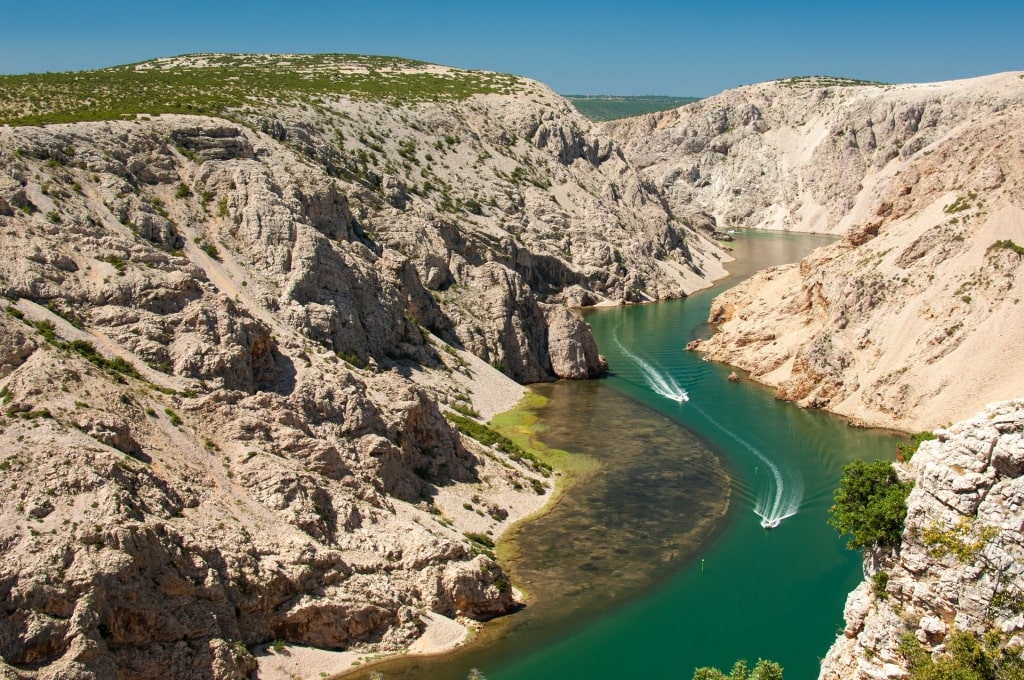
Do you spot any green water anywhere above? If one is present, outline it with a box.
[361,232,902,680]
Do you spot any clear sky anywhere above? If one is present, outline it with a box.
[1,0,1021,97]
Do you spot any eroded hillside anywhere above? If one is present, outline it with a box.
[605,72,1024,235]
[0,55,726,678]
[821,400,1024,679]
[608,72,1024,430]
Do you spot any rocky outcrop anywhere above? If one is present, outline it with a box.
[205,59,728,381]
[820,399,1024,679]
[0,54,725,677]
[0,51,741,675]
[682,73,1024,430]
[605,72,1024,236]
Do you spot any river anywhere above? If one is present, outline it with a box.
[363,230,902,680]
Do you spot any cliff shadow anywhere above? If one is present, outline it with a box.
[254,345,297,396]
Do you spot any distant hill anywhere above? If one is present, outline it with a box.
[564,95,699,121]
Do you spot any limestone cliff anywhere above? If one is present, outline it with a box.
[605,72,1024,236]
[820,399,1024,679]
[663,73,1024,430]
[0,55,726,678]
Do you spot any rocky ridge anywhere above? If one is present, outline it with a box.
[636,72,1024,430]
[0,55,727,678]
[820,399,1024,679]
[604,72,1024,235]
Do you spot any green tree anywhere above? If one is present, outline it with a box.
[692,659,784,680]
[828,459,912,550]
[900,630,1024,679]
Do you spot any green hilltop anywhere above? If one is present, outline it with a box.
[0,53,524,127]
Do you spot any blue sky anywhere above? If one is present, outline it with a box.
[1,0,1021,96]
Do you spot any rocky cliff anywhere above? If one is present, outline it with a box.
[0,55,726,678]
[636,72,1024,430]
[604,72,1024,236]
[820,399,1024,679]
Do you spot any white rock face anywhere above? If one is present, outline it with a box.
[666,73,1024,430]
[605,73,1024,235]
[0,56,730,678]
[820,400,1024,679]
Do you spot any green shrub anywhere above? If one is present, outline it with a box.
[900,630,1024,679]
[693,659,784,680]
[988,239,1024,257]
[451,401,480,418]
[98,255,128,276]
[67,340,141,379]
[446,413,551,476]
[828,459,912,550]
[872,570,889,599]
[200,242,221,260]
[896,431,935,461]
[463,532,495,549]
[31,320,59,344]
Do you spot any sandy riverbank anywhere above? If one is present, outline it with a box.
[258,346,572,679]
[255,611,471,680]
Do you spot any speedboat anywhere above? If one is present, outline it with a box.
[761,518,780,529]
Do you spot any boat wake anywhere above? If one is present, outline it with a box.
[612,330,688,403]
[611,325,800,528]
[689,402,804,529]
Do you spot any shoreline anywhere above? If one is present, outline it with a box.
[264,384,594,680]
[260,258,741,680]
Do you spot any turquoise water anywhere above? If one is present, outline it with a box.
[358,232,902,680]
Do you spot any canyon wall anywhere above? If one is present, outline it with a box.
[821,399,1024,678]
[0,55,726,678]
[609,72,1024,430]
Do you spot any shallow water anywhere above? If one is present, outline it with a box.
[362,232,902,680]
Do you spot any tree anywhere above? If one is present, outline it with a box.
[828,459,912,550]
[692,659,784,680]
[900,630,1024,679]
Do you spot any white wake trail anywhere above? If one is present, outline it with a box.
[690,402,804,528]
[612,330,688,403]
[611,325,799,527]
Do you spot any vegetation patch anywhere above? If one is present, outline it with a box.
[776,75,885,88]
[0,53,524,126]
[988,239,1024,257]
[944,192,977,214]
[900,630,1024,679]
[446,412,551,476]
[97,255,128,276]
[488,392,598,480]
[896,431,936,461]
[692,659,784,680]
[828,458,912,550]
[922,517,998,563]
[871,570,889,600]
[67,339,142,380]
